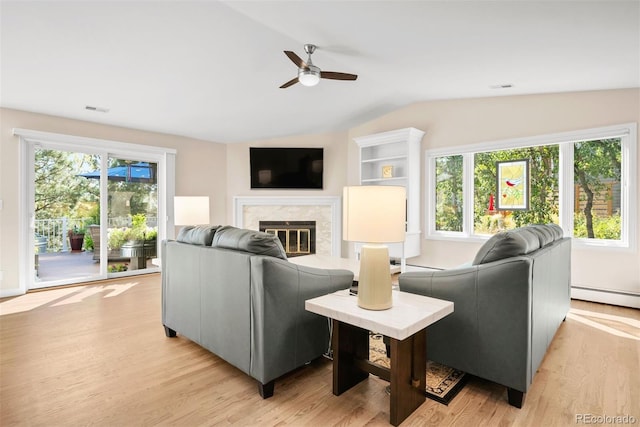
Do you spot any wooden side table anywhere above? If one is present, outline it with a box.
[306,290,453,426]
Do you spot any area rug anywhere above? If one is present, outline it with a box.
[369,332,467,405]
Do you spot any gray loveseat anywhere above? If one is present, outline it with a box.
[161,225,353,398]
[399,224,571,408]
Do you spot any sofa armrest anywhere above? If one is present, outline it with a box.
[249,257,353,384]
[399,258,533,392]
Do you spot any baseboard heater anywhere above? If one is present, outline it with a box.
[571,285,639,309]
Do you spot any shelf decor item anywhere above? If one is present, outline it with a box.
[343,185,406,310]
[382,165,393,178]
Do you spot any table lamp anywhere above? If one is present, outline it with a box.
[343,186,406,310]
[174,196,210,226]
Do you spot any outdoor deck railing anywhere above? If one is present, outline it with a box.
[34,216,157,252]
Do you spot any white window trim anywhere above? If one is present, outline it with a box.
[13,128,177,294]
[425,123,637,251]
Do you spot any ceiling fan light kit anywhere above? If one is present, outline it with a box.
[298,66,320,87]
[280,43,357,89]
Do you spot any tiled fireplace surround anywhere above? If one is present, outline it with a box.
[233,196,342,257]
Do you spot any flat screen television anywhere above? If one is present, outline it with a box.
[250,147,323,189]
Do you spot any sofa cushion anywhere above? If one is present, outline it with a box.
[472,229,540,265]
[547,223,564,240]
[212,226,287,260]
[525,224,555,247]
[177,225,220,246]
[513,228,542,250]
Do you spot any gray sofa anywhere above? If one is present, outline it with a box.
[161,225,353,398]
[399,224,571,408]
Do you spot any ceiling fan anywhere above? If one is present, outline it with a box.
[280,44,358,89]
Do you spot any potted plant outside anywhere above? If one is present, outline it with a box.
[68,225,85,252]
[115,214,157,269]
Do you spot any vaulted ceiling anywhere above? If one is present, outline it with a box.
[1,1,638,143]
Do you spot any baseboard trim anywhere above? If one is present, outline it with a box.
[571,286,639,309]
[0,288,25,299]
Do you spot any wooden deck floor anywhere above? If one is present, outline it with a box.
[36,251,155,283]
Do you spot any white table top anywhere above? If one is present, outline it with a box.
[305,290,454,341]
[289,254,401,281]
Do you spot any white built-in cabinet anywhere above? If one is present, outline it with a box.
[353,127,425,271]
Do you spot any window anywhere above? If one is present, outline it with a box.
[473,145,559,235]
[435,155,463,232]
[426,123,636,249]
[573,138,622,240]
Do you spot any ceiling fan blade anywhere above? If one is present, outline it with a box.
[284,51,307,69]
[279,77,299,89]
[320,71,358,81]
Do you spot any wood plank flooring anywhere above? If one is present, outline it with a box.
[1,274,638,426]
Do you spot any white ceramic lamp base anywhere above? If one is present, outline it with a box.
[357,244,393,310]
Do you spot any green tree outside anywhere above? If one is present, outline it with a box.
[35,150,159,252]
[573,138,621,239]
[34,148,99,221]
[435,155,463,231]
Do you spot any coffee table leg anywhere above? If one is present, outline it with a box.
[332,319,369,395]
[389,328,426,426]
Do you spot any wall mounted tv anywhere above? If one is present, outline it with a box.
[250,147,323,189]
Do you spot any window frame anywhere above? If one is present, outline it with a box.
[425,123,637,250]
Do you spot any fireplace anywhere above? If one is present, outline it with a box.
[259,221,316,258]
[233,196,341,257]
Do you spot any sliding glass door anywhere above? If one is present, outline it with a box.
[25,139,166,290]
[105,157,158,274]
[32,147,103,287]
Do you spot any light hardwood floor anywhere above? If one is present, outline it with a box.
[1,274,638,426]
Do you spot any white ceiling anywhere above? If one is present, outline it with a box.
[1,1,638,144]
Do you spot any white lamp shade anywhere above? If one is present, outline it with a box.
[174,196,210,225]
[343,186,406,243]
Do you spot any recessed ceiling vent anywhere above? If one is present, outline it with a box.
[490,84,513,89]
[85,105,110,113]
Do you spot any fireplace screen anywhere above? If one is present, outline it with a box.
[259,221,316,257]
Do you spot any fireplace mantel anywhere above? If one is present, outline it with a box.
[233,196,342,256]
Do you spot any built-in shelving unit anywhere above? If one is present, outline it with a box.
[353,127,425,271]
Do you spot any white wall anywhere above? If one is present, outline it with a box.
[347,89,640,305]
[0,108,227,295]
